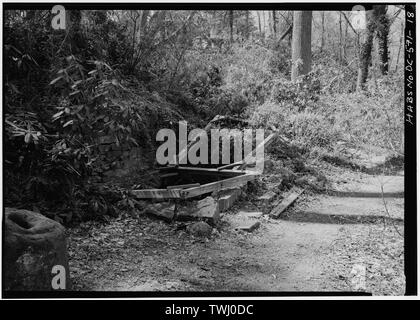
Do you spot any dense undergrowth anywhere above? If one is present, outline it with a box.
[4,10,403,224]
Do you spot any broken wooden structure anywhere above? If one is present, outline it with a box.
[131,167,258,199]
[131,114,279,201]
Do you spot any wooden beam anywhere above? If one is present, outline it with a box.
[159,172,179,178]
[217,161,245,171]
[157,166,178,171]
[217,160,256,171]
[270,189,304,218]
[176,166,245,177]
[181,172,258,199]
[132,166,259,199]
[131,188,182,199]
[166,183,200,190]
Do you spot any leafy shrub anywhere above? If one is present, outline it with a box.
[322,72,404,154]
[311,53,358,94]
[270,74,322,112]
[267,40,292,76]
[197,88,248,118]
[250,99,341,151]
[222,43,274,104]
[4,52,183,222]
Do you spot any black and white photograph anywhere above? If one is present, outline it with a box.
[1,1,416,301]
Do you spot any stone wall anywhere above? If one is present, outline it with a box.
[95,135,148,179]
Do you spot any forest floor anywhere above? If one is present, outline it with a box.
[68,145,405,295]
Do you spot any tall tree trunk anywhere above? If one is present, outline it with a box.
[343,18,348,61]
[320,12,325,52]
[68,10,86,56]
[257,11,262,36]
[339,13,342,63]
[375,5,390,74]
[291,11,312,81]
[246,10,250,39]
[272,11,277,36]
[357,9,375,90]
[139,10,150,38]
[210,11,217,48]
[263,11,267,39]
[394,20,404,72]
[229,10,234,43]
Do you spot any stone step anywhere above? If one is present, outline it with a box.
[176,196,220,225]
[217,188,241,212]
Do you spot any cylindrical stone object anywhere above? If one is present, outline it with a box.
[4,207,71,291]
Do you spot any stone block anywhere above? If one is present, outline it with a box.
[218,188,241,212]
[177,196,220,225]
[144,202,175,222]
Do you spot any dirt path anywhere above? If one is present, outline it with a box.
[68,171,404,294]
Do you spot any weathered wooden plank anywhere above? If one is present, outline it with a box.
[157,166,178,171]
[166,183,200,190]
[133,170,257,199]
[176,166,245,177]
[217,161,242,171]
[217,160,251,171]
[159,172,179,178]
[131,188,182,199]
[181,172,258,199]
[269,189,304,218]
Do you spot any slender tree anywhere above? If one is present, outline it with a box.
[357,9,375,90]
[394,20,404,72]
[257,11,262,36]
[339,13,342,63]
[375,5,390,74]
[291,11,312,81]
[229,10,234,43]
[357,6,389,90]
[246,10,250,39]
[320,12,325,52]
[343,16,348,61]
[272,11,277,35]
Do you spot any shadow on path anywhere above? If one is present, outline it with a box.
[325,190,404,198]
[280,211,404,225]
